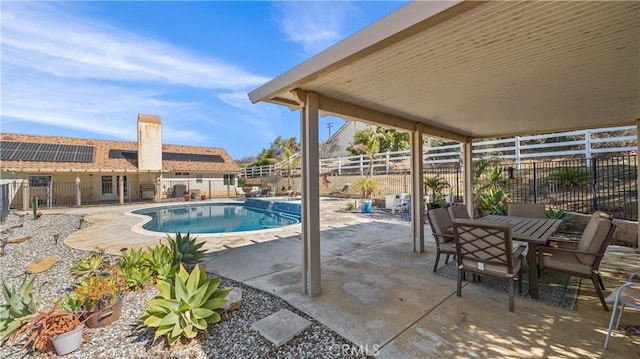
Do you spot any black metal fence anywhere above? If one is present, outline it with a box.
[327,155,637,221]
[508,156,637,221]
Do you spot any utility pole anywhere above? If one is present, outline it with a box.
[326,122,334,138]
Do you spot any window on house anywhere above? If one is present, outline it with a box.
[29,175,52,187]
[101,176,113,194]
[223,174,234,185]
[196,174,203,183]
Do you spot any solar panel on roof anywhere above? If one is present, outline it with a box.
[0,141,94,163]
[163,152,224,162]
[108,149,224,163]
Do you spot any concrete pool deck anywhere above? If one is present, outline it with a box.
[62,198,308,254]
[55,198,639,357]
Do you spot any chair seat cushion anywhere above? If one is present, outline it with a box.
[461,248,523,277]
[439,240,457,253]
[541,250,592,275]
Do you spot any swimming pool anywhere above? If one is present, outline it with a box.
[132,203,300,234]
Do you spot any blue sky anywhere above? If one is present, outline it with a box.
[1,1,408,160]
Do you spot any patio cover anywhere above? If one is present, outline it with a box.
[249,1,640,295]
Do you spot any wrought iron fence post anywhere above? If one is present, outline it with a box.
[591,157,598,212]
[533,162,537,203]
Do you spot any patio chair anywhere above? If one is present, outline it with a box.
[328,183,350,198]
[249,186,260,197]
[447,205,470,220]
[538,216,616,311]
[426,208,457,273]
[604,270,640,349]
[452,218,525,312]
[236,187,247,198]
[507,203,546,218]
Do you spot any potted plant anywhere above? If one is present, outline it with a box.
[68,257,125,328]
[424,175,450,210]
[190,192,196,200]
[183,191,190,201]
[8,302,85,355]
[200,193,207,200]
[355,177,378,213]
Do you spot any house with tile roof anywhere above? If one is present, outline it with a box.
[1,115,241,209]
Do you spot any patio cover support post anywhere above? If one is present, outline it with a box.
[411,124,425,252]
[463,141,473,217]
[21,177,29,211]
[75,175,81,207]
[637,119,639,251]
[118,175,124,205]
[299,91,321,296]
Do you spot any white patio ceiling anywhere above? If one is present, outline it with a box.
[249,0,639,141]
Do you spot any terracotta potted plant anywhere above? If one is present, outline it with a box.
[183,191,190,201]
[67,265,125,328]
[9,302,85,355]
[67,254,125,328]
[200,193,206,200]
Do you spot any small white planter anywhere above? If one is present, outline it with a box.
[51,324,84,356]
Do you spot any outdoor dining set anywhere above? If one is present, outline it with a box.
[427,203,638,348]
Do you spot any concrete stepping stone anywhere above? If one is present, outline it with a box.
[251,309,311,347]
[26,256,59,274]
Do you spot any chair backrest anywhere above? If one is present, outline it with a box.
[576,216,616,265]
[507,203,546,218]
[427,207,454,244]
[452,218,515,274]
[448,205,470,220]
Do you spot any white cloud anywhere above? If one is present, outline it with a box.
[1,2,270,90]
[274,1,359,56]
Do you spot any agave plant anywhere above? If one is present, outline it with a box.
[145,244,175,279]
[138,264,231,346]
[122,266,153,289]
[166,233,206,266]
[70,251,106,279]
[0,275,39,343]
[120,247,148,270]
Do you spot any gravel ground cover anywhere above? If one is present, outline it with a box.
[0,212,372,358]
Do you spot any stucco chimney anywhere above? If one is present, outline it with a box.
[137,114,162,171]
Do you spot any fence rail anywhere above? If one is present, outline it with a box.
[241,125,636,178]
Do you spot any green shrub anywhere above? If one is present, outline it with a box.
[166,233,206,266]
[549,167,589,187]
[345,202,355,211]
[138,264,231,346]
[476,188,509,217]
[546,208,572,230]
[0,274,38,343]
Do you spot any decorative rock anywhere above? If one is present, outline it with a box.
[26,256,59,273]
[223,287,242,312]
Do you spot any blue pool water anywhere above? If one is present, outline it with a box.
[133,203,300,234]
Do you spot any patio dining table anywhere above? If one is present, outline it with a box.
[481,215,562,299]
